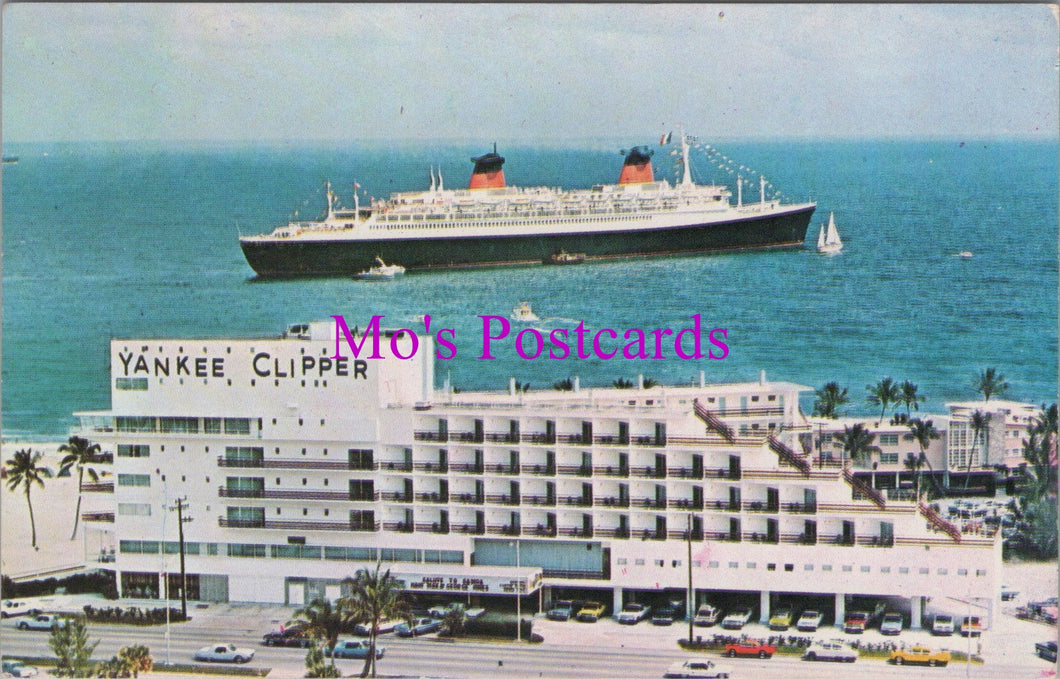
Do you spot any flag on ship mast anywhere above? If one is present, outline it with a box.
[659,131,673,145]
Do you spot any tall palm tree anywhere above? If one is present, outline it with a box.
[59,436,102,540]
[898,380,922,417]
[963,410,991,492]
[291,597,352,673]
[339,565,410,678]
[866,377,901,425]
[1023,403,1058,500]
[812,382,849,418]
[974,367,1009,402]
[904,418,941,504]
[836,423,880,468]
[4,449,53,548]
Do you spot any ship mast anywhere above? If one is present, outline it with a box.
[680,130,693,187]
[325,181,335,220]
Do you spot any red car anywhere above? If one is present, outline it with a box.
[724,639,776,659]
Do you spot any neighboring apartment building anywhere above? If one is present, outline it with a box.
[75,320,1001,628]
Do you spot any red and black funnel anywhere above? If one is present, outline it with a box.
[469,144,506,189]
[618,146,654,185]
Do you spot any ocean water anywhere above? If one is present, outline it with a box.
[2,138,1056,439]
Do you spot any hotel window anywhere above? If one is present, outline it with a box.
[708,561,719,568]
[655,559,664,567]
[976,569,987,576]
[937,568,948,575]
[117,503,152,516]
[616,558,628,565]
[350,510,376,531]
[822,565,832,571]
[116,377,148,391]
[224,447,264,465]
[226,506,265,527]
[746,562,756,569]
[227,543,266,558]
[919,567,929,574]
[804,564,814,571]
[117,444,150,458]
[223,418,251,435]
[204,418,222,434]
[841,565,852,572]
[119,540,160,554]
[881,566,891,573]
[116,417,156,433]
[958,569,968,576]
[899,567,909,574]
[861,566,871,572]
[160,417,199,434]
[879,434,899,445]
[879,453,899,464]
[117,474,151,487]
[635,559,646,566]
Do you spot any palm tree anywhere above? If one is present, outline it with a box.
[612,378,634,389]
[866,377,901,425]
[963,410,991,492]
[1022,404,1058,500]
[642,377,659,389]
[974,367,1009,402]
[291,597,351,673]
[58,436,102,540]
[904,418,941,504]
[4,449,53,548]
[339,565,410,678]
[836,423,880,468]
[552,378,574,391]
[812,382,849,418]
[898,380,921,417]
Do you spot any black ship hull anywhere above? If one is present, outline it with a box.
[240,206,815,278]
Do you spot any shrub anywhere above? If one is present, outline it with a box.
[463,615,533,640]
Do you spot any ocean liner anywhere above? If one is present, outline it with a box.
[239,134,815,277]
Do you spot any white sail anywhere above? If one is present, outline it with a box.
[817,212,843,253]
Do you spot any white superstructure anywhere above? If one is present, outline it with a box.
[76,320,1000,628]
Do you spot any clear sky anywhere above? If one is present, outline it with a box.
[3,3,1057,143]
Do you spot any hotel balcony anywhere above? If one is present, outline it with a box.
[668,498,704,511]
[557,526,594,538]
[521,494,556,507]
[593,497,630,508]
[217,456,369,471]
[557,496,593,508]
[595,526,630,539]
[521,433,556,445]
[484,432,519,444]
[520,463,556,476]
[667,528,705,541]
[415,492,449,504]
[743,531,780,544]
[485,493,520,506]
[705,499,742,512]
[450,523,486,535]
[742,501,780,513]
[379,461,414,473]
[667,467,702,480]
[453,493,485,505]
[780,532,818,545]
[219,517,379,532]
[413,430,448,442]
[219,487,381,502]
[781,501,818,514]
[414,522,450,534]
[412,461,448,473]
[856,535,895,548]
[556,465,593,477]
[81,482,114,493]
[528,524,558,537]
[592,465,629,478]
[630,466,667,479]
[705,467,742,481]
[636,528,667,541]
[380,491,412,502]
[81,511,115,523]
[820,533,857,546]
[486,524,521,536]
[630,497,667,510]
[704,530,742,542]
[382,521,415,533]
[449,462,483,474]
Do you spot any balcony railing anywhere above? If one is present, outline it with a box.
[630,466,667,479]
[856,535,895,547]
[453,493,484,505]
[541,568,606,580]
[219,517,378,532]
[705,467,742,481]
[379,462,414,473]
[448,462,483,474]
[557,526,594,538]
[667,529,705,541]
[630,497,667,509]
[382,521,415,533]
[449,431,480,443]
[414,492,449,504]
[742,501,779,513]
[450,523,485,535]
[556,465,593,477]
[594,497,630,508]
[379,491,412,502]
[484,433,519,443]
[693,400,735,443]
[636,529,667,541]
[820,534,856,546]
[557,434,590,444]
[81,482,114,493]
[529,524,558,537]
[667,467,703,480]
[594,526,630,538]
[485,494,520,506]
[705,500,741,511]
[668,498,704,511]
[82,511,115,523]
[413,431,448,442]
[631,436,665,447]
[781,502,817,514]
[486,464,520,476]
[558,496,593,507]
[486,524,521,536]
[521,464,556,476]
[704,530,741,542]
[217,456,357,471]
[780,532,817,545]
[919,502,962,542]
[414,522,450,534]
[412,462,449,473]
[521,494,556,507]
[219,487,379,502]
[768,435,811,475]
[743,532,780,544]
[592,465,630,478]
[521,433,556,445]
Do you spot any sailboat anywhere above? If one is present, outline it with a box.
[816,212,843,254]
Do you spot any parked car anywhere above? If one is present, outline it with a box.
[720,607,752,630]
[891,645,950,667]
[193,644,255,664]
[880,612,904,635]
[428,603,463,618]
[663,659,732,678]
[1001,585,1020,601]
[325,639,385,660]
[1,600,31,618]
[959,616,983,636]
[931,614,954,635]
[395,617,443,637]
[843,612,871,634]
[724,639,776,659]
[796,610,823,631]
[576,601,606,622]
[1035,640,1058,662]
[768,607,793,631]
[353,617,399,636]
[465,607,486,619]
[652,606,679,626]
[802,639,858,663]
[262,623,312,647]
[616,603,652,624]
[693,604,721,627]
[2,660,39,677]
[15,614,68,631]
[546,600,574,621]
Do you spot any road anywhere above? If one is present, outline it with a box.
[2,617,1054,679]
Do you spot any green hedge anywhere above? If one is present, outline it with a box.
[83,605,188,625]
[2,571,118,599]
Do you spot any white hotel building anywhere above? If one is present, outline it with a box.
[76,320,1000,628]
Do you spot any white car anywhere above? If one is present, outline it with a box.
[616,603,652,624]
[880,612,904,635]
[720,607,752,630]
[664,659,732,678]
[931,614,954,635]
[15,614,68,631]
[353,617,398,635]
[693,604,721,627]
[1,600,31,618]
[796,610,824,631]
[802,639,858,663]
[193,644,255,664]
[2,660,39,677]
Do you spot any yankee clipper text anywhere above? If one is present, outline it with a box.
[331,314,729,361]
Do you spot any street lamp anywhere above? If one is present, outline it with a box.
[515,539,522,642]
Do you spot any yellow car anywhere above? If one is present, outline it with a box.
[576,601,606,622]
[891,645,951,667]
[768,608,793,630]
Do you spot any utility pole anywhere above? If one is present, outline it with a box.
[686,514,694,645]
[170,498,192,620]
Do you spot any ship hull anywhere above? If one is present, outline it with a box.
[240,206,815,277]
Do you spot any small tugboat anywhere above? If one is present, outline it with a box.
[548,250,586,265]
[511,302,540,323]
[354,257,406,280]
[816,212,843,254]
[955,251,974,259]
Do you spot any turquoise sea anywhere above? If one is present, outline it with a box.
[2,138,1056,439]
